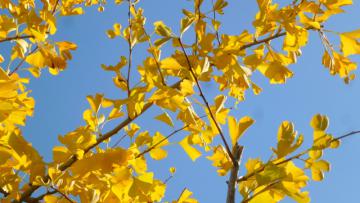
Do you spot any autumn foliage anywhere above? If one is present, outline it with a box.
[1,0,360,202]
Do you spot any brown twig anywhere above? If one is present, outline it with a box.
[177,37,237,167]
[211,0,221,46]
[332,130,360,142]
[8,47,38,76]
[50,186,75,203]
[126,0,133,97]
[111,133,127,148]
[0,35,35,43]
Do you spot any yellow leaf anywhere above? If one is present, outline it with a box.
[148,132,169,160]
[26,51,46,68]
[207,145,232,176]
[274,121,303,158]
[149,147,168,160]
[28,67,41,78]
[169,167,176,174]
[180,17,194,35]
[154,21,172,37]
[70,148,128,174]
[339,30,360,56]
[228,116,254,146]
[177,188,198,203]
[155,112,174,127]
[179,136,202,161]
[124,123,140,138]
[310,114,328,131]
[160,57,183,70]
[180,79,194,96]
[258,61,293,84]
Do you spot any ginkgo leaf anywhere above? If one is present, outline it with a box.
[125,123,140,138]
[148,132,169,160]
[207,145,232,176]
[180,17,194,35]
[213,0,228,14]
[179,136,202,161]
[154,21,173,37]
[310,114,329,131]
[155,112,174,127]
[339,29,360,56]
[310,160,330,181]
[169,167,176,174]
[176,188,198,203]
[149,147,168,160]
[258,61,293,84]
[160,57,183,70]
[274,121,303,158]
[228,116,254,146]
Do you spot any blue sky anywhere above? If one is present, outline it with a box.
[13,0,360,202]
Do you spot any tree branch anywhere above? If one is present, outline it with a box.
[0,35,35,43]
[8,47,38,76]
[50,186,75,203]
[226,144,243,203]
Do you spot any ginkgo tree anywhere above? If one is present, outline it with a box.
[1,0,360,202]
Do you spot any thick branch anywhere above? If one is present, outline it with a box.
[226,144,243,203]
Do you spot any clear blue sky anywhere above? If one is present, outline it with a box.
[14,0,360,202]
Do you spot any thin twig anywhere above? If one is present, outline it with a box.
[177,188,187,202]
[163,175,173,184]
[26,190,57,203]
[8,47,38,76]
[332,130,360,142]
[177,37,237,167]
[50,186,75,203]
[126,0,133,96]
[0,35,35,43]
[241,180,280,203]
[143,31,166,85]
[111,134,127,148]
[211,0,221,45]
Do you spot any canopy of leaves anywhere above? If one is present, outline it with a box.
[0,0,358,202]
